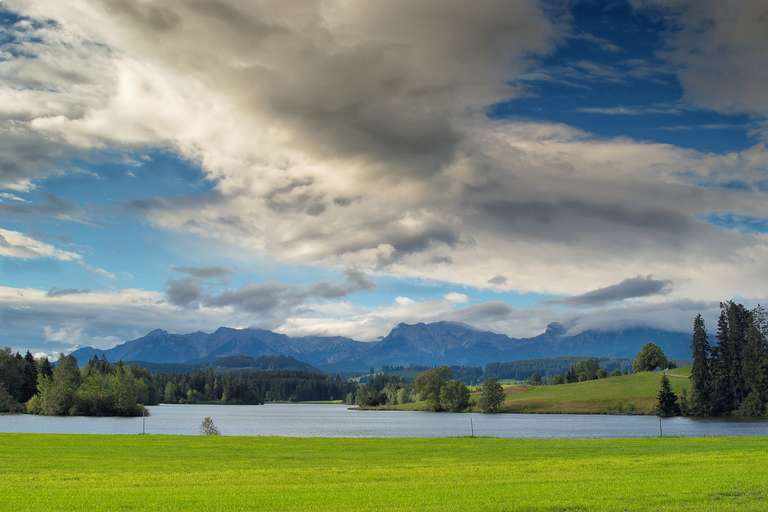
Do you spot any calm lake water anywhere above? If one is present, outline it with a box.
[2,403,768,438]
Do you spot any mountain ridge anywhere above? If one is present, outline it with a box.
[71,321,692,372]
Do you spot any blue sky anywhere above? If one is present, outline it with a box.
[1,0,767,354]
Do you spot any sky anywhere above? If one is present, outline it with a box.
[1,0,767,356]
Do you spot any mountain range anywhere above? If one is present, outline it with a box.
[71,321,692,373]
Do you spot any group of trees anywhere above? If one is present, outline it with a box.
[353,366,507,413]
[413,367,470,412]
[375,365,484,385]
[157,369,353,404]
[526,359,628,385]
[0,349,53,413]
[687,302,768,417]
[27,355,155,417]
[352,373,413,407]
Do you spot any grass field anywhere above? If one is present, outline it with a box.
[373,369,692,414]
[499,368,691,414]
[1,433,767,511]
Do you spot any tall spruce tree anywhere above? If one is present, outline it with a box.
[710,305,730,414]
[20,351,38,403]
[710,302,755,415]
[726,302,751,405]
[689,314,712,416]
[739,322,767,416]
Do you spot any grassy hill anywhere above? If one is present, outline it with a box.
[373,368,691,414]
[2,433,768,511]
[497,368,691,414]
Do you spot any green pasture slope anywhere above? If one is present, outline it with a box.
[2,434,768,511]
[500,368,691,414]
[376,369,692,414]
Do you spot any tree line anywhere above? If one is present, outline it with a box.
[1,352,356,416]
[487,357,633,383]
[157,368,354,404]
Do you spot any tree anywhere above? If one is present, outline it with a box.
[38,357,53,378]
[414,367,452,411]
[689,314,712,416]
[573,359,600,381]
[739,323,767,416]
[0,348,24,402]
[0,383,23,413]
[711,302,752,415]
[633,343,669,372]
[656,375,680,417]
[200,416,220,435]
[478,378,505,413]
[20,351,38,403]
[355,383,384,407]
[678,388,690,416]
[528,372,542,385]
[163,382,178,403]
[44,354,81,415]
[440,380,469,412]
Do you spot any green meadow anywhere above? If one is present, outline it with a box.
[499,368,691,414]
[2,433,767,511]
[375,369,691,414]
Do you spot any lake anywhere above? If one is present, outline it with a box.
[2,403,768,437]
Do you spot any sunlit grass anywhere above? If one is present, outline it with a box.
[1,433,766,511]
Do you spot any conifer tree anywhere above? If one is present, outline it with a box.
[739,323,767,416]
[726,302,751,405]
[21,351,38,403]
[38,357,53,378]
[656,374,680,417]
[689,314,712,415]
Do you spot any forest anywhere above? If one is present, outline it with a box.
[0,352,355,416]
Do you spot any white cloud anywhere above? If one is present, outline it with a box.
[0,228,80,261]
[444,292,469,304]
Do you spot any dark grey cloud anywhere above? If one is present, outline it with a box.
[172,266,232,280]
[554,275,672,307]
[309,269,375,299]
[473,197,702,248]
[488,275,508,286]
[170,268,376,316]
[0,131,73,190]
[165,277,203,308]
[46,288,90,298]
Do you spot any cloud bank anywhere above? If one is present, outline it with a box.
[0,1,767,353]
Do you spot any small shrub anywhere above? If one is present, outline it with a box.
[200,416,221,436]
